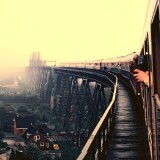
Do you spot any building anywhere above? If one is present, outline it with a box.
[13,115,35,136]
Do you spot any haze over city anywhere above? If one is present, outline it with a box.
[0,0,149,68]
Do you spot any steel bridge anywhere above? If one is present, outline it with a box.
[26,66,150,159]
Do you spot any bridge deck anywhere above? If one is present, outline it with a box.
[105,81,148,160]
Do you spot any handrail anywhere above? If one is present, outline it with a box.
[155,94,160,109]
[77,74,118,160]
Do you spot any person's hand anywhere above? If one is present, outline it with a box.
[134,69,149,83]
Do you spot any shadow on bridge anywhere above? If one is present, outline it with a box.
[105,81,149,160]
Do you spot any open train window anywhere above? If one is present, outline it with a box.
[151,9,160,95]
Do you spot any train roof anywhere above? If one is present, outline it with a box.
[101,52,137,63]
[59,51,139,66]
[120,53,135,62]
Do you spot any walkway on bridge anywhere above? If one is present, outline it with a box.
[105,81,149,160]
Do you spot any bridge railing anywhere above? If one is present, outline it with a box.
[77,71,118,160]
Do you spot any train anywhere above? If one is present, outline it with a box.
[59,1,160,159]
[60,51,148,96]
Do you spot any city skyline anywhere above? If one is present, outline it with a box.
[0,0,149,67]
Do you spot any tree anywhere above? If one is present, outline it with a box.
[17,106,28,113]
[9,148,16,160]
[0,130,5,148]
[24,144,42,160]
[0,101,4,107]
[0,130,4,141]
[38,154,52,160]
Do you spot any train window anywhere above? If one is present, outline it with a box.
[138,51,148,72]
[151,9,160,95]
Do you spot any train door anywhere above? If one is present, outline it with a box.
[138,35,153,160]
[151,8,160,96]
[151,6,160,160]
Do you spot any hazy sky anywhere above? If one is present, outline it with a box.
[0,0,149,67]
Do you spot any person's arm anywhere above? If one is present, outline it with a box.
[134,69,149,87]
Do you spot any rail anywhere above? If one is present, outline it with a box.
[77,72,118,160]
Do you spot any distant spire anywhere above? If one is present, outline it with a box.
[29,52,45,67]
